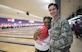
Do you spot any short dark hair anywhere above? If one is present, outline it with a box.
[43,16,52,22]
[48,3,58,9]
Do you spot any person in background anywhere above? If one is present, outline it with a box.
[74,21,81,38]
[79,20,82,34]
[33,16,52,52]
[48,3,73,52]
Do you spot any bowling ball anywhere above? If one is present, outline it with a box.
[38,26,48,40]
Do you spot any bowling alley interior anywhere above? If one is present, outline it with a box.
[0,0,82,52]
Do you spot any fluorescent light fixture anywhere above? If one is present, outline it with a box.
[0,4,12,9]
[0,4,25,13]
[44,0,50,3]
[0,4,42,19]
[50,0,56,3]
[39,0,55,3]
[39,0,50,3]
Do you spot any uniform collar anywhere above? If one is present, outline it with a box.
[52,15,60,22]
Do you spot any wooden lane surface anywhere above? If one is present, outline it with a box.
[0,37,35,44]
[0,42,35,52]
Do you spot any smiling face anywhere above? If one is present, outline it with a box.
[48,5,58,19]
[43,18,51,29]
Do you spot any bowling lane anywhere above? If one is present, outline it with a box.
[0,26,82,52]
[0,26,37,52]
[0,37,35,44]
[0,42,35,52]
[0,26,37,36]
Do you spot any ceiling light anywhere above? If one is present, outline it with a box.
[44,0,50,3]
[39,0,50,3]
[0,4,42,19]
[50,0,56,3]
[0,4,25,14]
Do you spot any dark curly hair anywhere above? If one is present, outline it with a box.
[43,16,52,22]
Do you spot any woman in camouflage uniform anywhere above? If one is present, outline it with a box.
[48,3,73,52]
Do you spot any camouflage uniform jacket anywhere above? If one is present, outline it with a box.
[49,16,73,52]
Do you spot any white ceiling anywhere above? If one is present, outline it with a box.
[61,0,82,18]
[0,0,82,21]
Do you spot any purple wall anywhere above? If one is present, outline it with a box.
[0,17,43,27]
